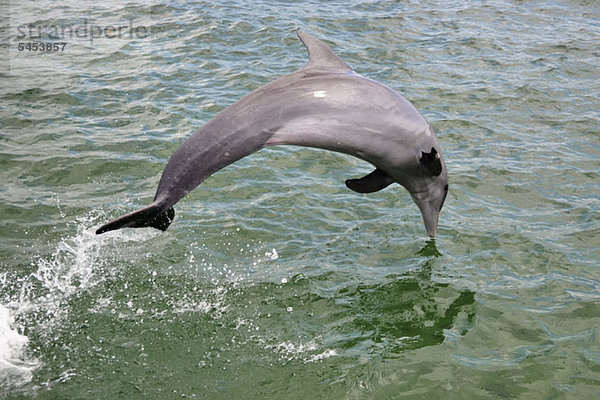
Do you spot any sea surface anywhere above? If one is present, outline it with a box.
[1,1,599,398]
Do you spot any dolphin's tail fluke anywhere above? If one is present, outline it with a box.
[95,202,175,235]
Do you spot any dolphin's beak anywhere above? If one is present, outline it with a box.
[410,183,447,238]
[422,206,439,238]
[414,198,439,238]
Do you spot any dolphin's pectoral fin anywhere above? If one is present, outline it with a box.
[345,168,394,193]
[420,147,443,176]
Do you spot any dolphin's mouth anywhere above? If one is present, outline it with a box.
[440,184,449,212]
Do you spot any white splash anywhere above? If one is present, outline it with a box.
[271,338,337,363]
[306,349,337,362]
[0,305,40,389]
[265,248,279,260]
[172,287,230,317]
[0,211,152,390]
[313,90,326,98]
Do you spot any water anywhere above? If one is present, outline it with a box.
[1,0,599,398]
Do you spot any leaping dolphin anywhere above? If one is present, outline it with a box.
[96,32,448,238]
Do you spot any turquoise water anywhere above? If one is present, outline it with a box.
[1,1,599,398]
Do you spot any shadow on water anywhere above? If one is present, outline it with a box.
[340,240,476,353]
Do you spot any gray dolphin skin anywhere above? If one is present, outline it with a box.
[96,32,449,238]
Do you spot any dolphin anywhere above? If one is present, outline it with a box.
[96,32,448,238]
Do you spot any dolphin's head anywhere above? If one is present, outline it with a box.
[405,147,448,238]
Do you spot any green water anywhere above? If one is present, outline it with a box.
[1,1,599,398]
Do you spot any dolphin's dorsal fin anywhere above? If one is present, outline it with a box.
[297,32,352,73]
